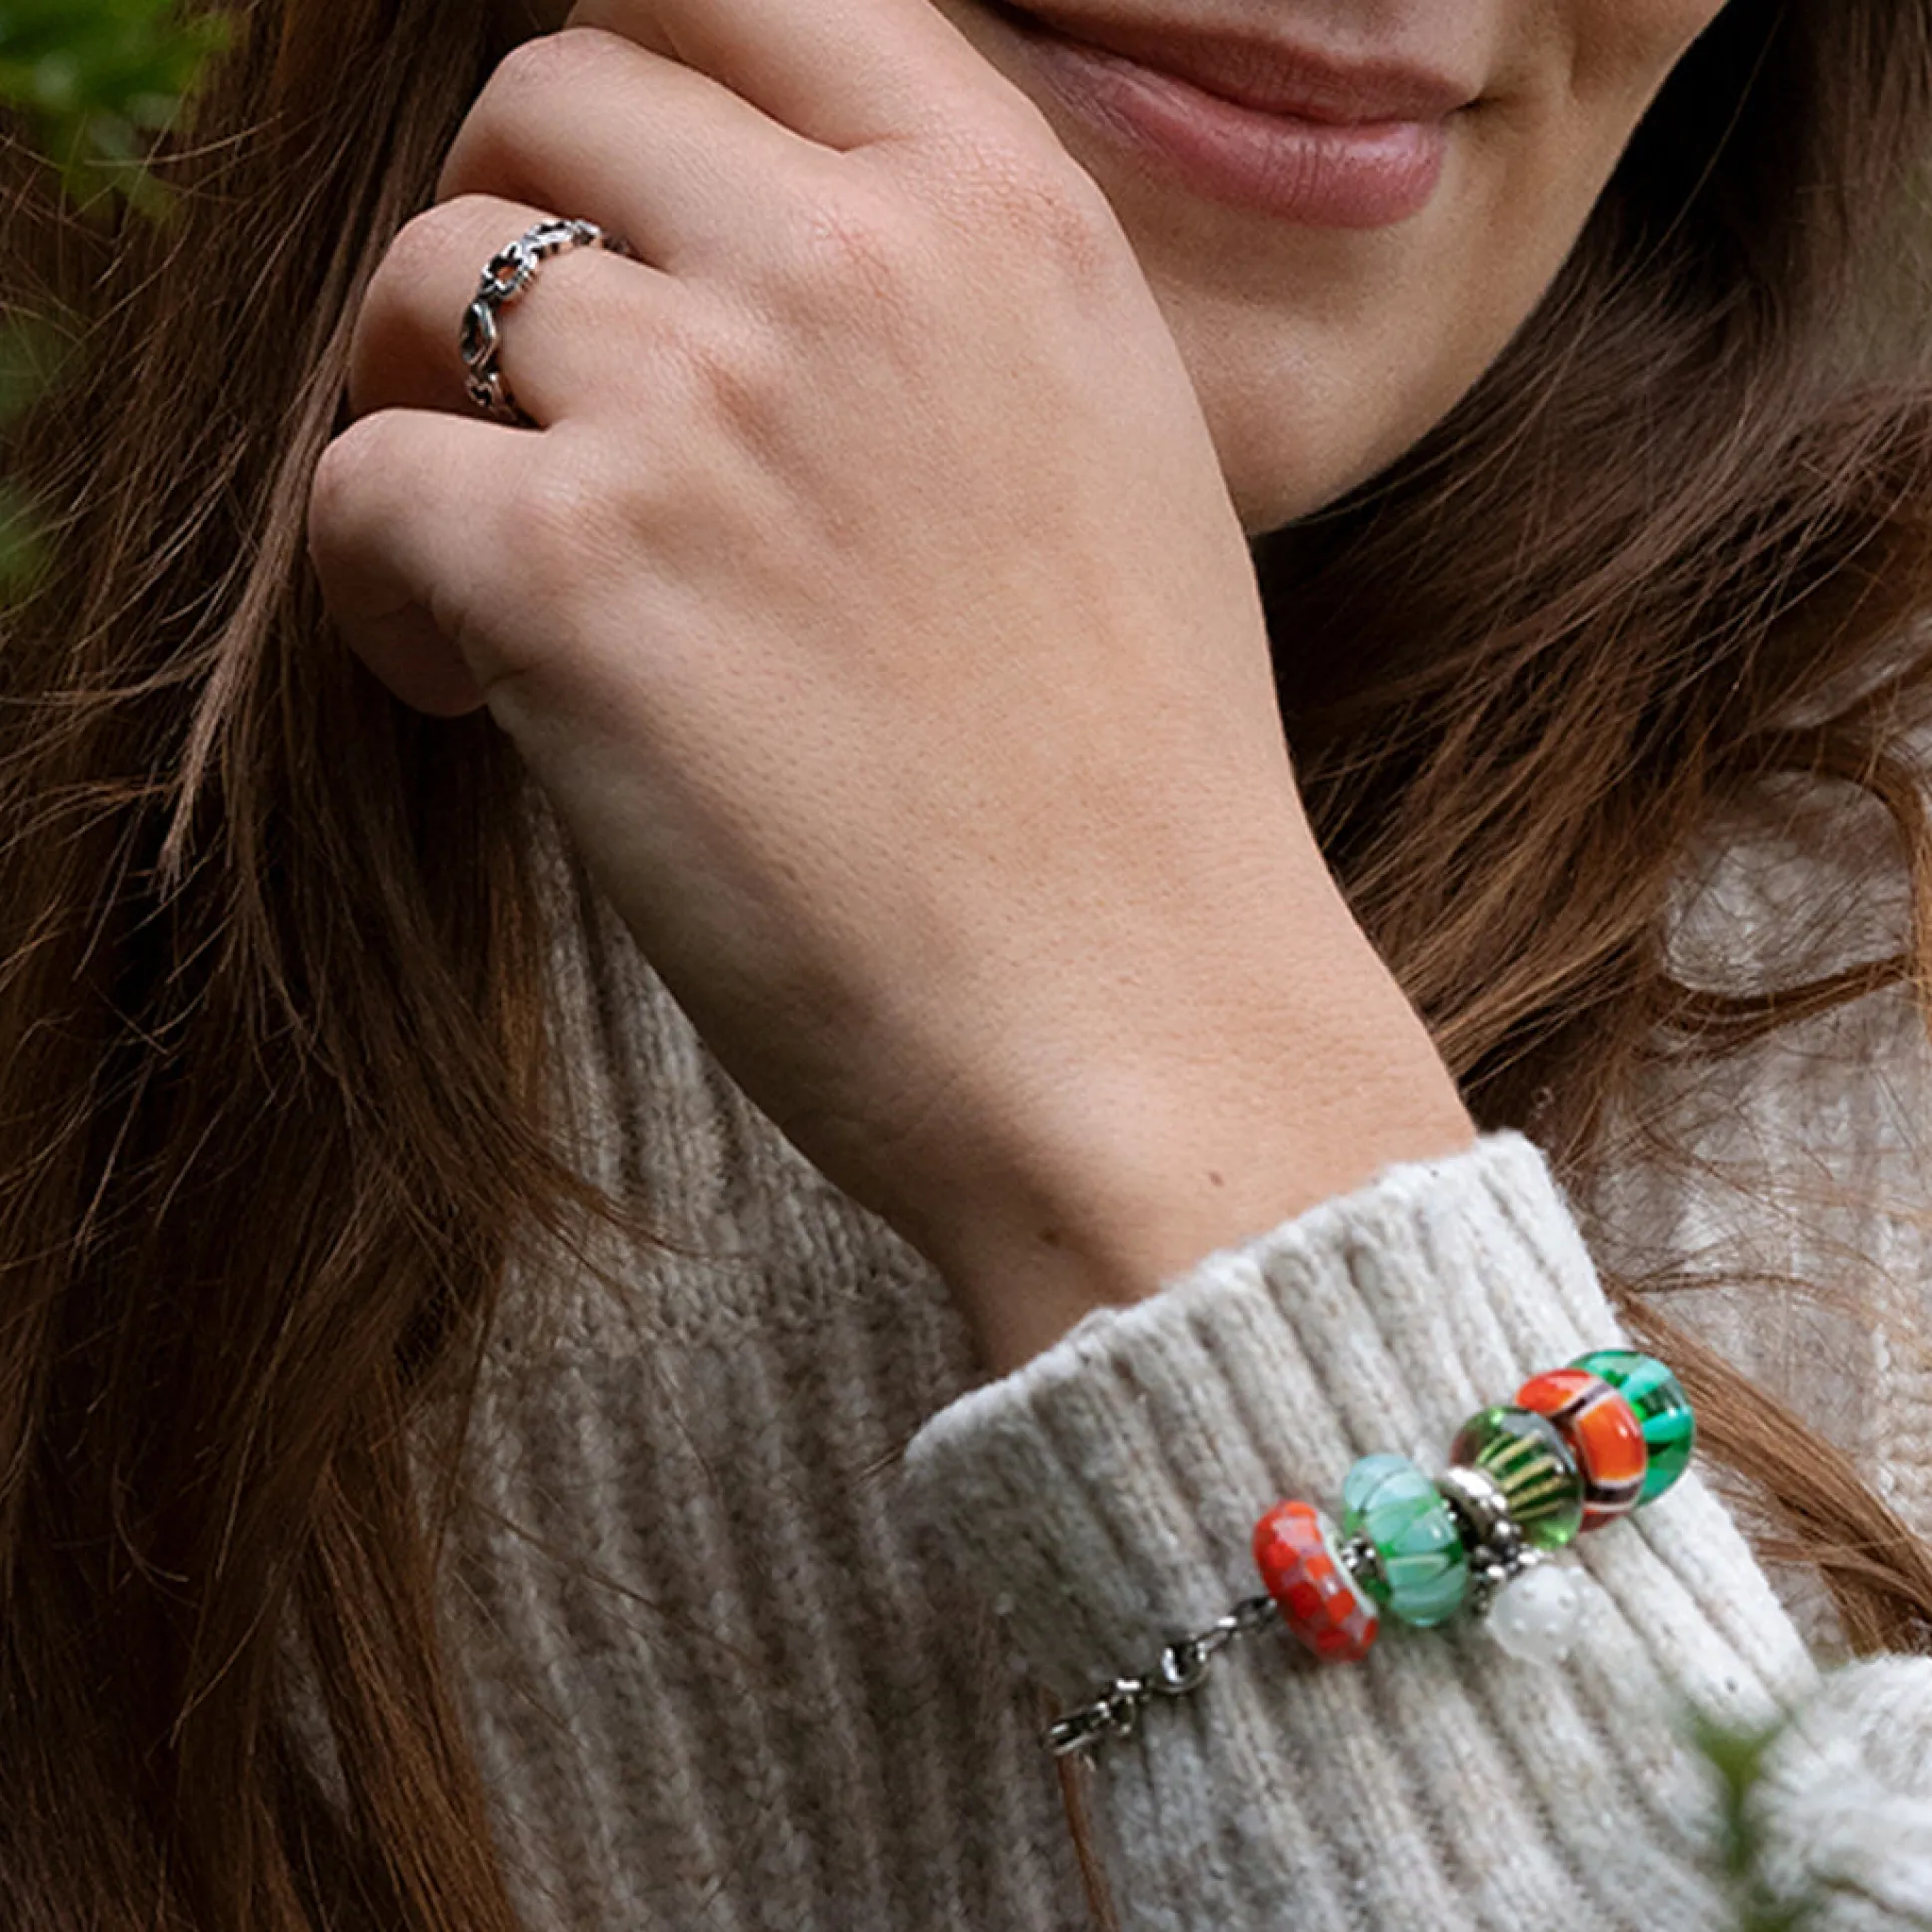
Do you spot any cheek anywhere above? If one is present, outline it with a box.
[1567,0,1736,99]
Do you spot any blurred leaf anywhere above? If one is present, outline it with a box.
[0,0,232,217]
[1688,1708,1825,1932]
[0,0,230,596]
[0,311,80,426]
[0,478,50,593]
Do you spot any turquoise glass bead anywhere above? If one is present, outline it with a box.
[1572,1348,1695,1502]
[1340,1453,1469,1628]
[1448,1407,1585,1549]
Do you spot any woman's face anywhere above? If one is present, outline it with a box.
[509,1,1734,531]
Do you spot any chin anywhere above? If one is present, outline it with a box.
[1218,434,1389,538]
[1152,274,1505,538]
[1183,352,1460,539]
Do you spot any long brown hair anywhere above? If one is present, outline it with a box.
[3,0,1932,1923]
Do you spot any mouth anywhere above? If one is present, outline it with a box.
[983,3,1479,228]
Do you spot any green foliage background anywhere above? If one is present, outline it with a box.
[0,0,231,587]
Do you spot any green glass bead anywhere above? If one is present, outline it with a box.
[1340,1453,1469,1628]
[1448,1406,1585,1549]
[1572,1348,1695,1502]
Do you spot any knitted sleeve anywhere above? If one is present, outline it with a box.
[899,1132,1932,1931]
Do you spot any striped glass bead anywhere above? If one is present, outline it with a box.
[1515,1367,1648,1531]
[1572,1348,1696,1502]
[1340,1453,1469,1628]
[1448,1407,1585,1549]
[1253,1500,1380,1663]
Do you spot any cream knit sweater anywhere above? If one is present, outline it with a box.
[442,772,1932,1931]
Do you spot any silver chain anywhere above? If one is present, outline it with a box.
[1042,1507,1523,1758]
[1044,1594,1281,1758]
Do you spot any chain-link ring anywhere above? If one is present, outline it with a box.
[459,217,634,427]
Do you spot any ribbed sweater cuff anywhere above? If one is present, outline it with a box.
[901,1130,1816,1717]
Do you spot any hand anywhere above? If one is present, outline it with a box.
[307,0,1472,1368]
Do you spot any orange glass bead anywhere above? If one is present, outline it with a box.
[1515,1367,1648,1531]
[1252,1499,1380,1663]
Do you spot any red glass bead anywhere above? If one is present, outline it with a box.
[1515,1367,1648,1530]
[1252,1499,1379,1663]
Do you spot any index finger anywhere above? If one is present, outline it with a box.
[562,0,1029,150]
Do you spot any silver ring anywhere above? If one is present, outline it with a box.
[459,217,633,426]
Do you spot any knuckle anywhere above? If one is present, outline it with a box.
[929,126,1123,279]
[478,443,658,698]
[308,412,396,543]
[486,25,605,113]
[444,28,615,193]
[781,189,922,317]
[371,200,461,304]
[662,307,787,429]
[506,445,626,596]
[978,155,1121,277]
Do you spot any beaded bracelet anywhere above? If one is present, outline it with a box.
[1044,1347,1695,1757]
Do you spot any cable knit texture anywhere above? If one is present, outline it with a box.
[437,804,1932,1930]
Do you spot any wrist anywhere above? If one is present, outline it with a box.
[923,903,1476,1376]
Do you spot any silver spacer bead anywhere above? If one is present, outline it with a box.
[1435,1463,1516,1549]
[1436,1464,1542,1621]
[1337,1531,1386,1597]
[1465,1544,1546,1620]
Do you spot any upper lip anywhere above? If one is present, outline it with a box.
[996,4,1480,124]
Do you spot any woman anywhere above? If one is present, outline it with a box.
[4,0,1932,1922]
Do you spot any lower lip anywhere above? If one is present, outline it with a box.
[1015,25,1451,228]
